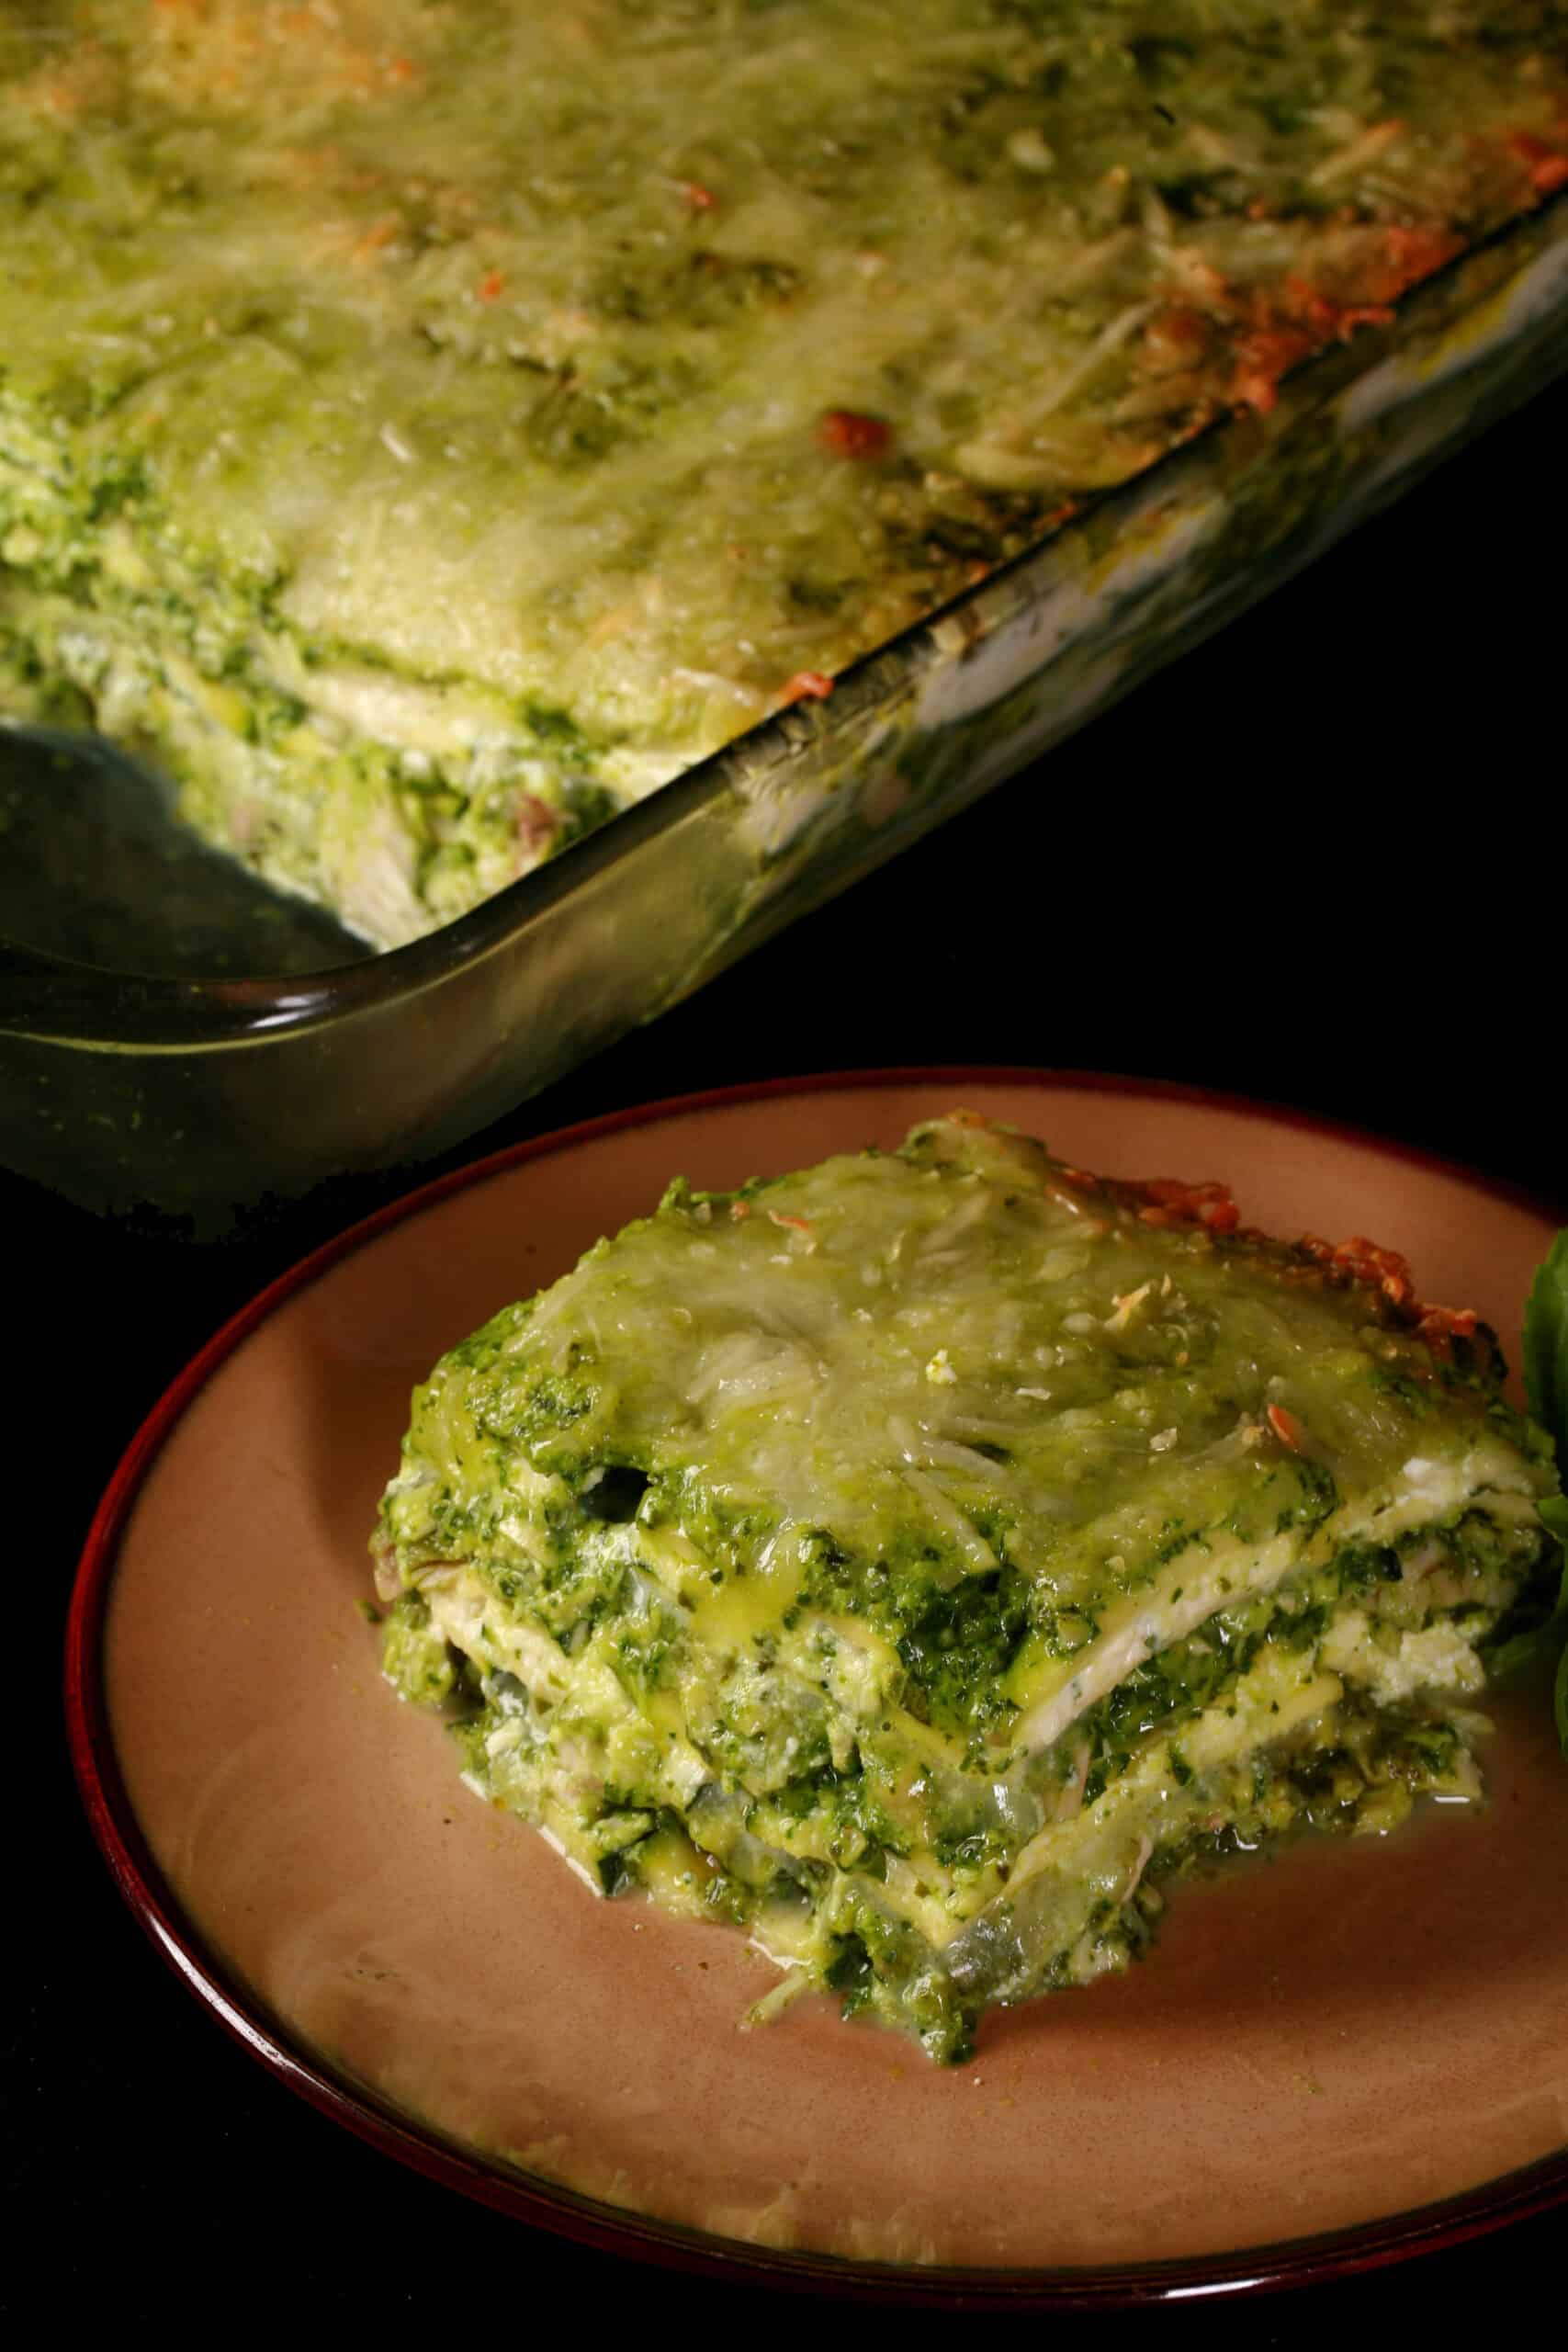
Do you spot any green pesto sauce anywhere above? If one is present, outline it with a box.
[374,1118,1558,2058]
[384,1117,1551,1738]
[4,3,1567,940]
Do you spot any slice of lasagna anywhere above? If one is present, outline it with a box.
[373,1117,1560,2060]
[5,4,1568,944]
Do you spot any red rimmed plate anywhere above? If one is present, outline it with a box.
[65,1070,1568,2304]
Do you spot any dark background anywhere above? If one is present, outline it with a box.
[12,373,1563,2336]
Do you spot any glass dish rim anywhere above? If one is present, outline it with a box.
[62,1064,1568,2307]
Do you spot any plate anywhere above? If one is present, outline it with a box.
[66,1070,1568,2303]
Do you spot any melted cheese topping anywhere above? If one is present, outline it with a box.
[5,3,1567,939]
[377,1117,1556,2057]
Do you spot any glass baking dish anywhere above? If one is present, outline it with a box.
[4,193,1565,1227]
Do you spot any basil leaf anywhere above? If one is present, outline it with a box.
[1540,1493,1568,1562]
[1524,1231,1568,1451]
[1486,1625,1558,1681]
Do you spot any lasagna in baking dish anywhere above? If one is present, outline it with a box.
[2,6,1566,947]
[373,1117,1561,2060]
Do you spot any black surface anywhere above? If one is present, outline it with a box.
[14,374,1564,2337]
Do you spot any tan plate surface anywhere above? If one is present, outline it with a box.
[98,1076,1568,2271]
